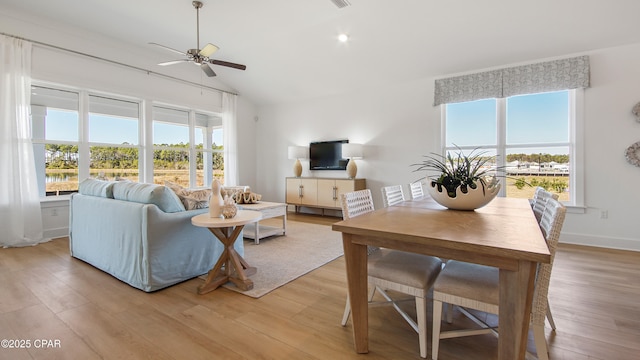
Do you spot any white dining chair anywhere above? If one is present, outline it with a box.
[430,198,566,360]
[530,186,559,223]
[340,189,443,358]
[381,185,405,207]
[410,181,425,200]
[529,186,560,332]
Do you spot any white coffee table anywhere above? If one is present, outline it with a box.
[238,201,287,244]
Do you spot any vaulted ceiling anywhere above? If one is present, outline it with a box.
[2,0,640,105]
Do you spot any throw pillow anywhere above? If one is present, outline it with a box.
[165,181,212,210]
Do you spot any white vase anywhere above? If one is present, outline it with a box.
[209,179,224,218]
[427,181,500,211]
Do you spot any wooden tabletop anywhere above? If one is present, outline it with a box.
[332,196,550,267]
[192,210,262,228]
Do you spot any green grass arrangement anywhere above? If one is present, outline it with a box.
[412,146,500,198]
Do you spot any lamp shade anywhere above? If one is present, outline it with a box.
[341,143,363,159]
[288,146,308,160]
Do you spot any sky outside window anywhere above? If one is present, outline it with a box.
[507,91,569,144]
[447,91,570,154]
[446,98,496,147]
[43,109,79,142]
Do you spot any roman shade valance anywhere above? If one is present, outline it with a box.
[433,55,590,106]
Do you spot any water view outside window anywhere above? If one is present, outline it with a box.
[445,90,571,202]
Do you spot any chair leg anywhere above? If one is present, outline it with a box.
[446,303,454,323]
[546,299,557,330]
[416,296,427,358]
[532,324,549,360]
[341,294,351,326]
[432,300,443,360]
[369,285,378,301]
[342,285,376,326]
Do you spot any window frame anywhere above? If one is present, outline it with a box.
[31,82,225,197]
[441,89,584,209]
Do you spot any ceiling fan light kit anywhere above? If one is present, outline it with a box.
[150,1,246,77]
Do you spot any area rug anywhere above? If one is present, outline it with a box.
[221,220,344,298]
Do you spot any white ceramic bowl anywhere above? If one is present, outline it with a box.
[426,181,500,211]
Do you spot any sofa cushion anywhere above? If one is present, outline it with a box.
[165,181,212,210]
[112,182,185,213]
[79,178,116,198]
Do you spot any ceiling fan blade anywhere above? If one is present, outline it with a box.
[208,59,247,71]
[149,42,186,56]
[199,43,219,57]
[201,63,217,77]
[158,59,190,66]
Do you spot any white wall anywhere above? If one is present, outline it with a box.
[257,43,640,251]
[256,77,440,209]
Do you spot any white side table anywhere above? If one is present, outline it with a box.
[191,210,262,294]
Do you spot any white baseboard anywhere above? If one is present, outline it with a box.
[44,227,69,240]
[560,232,640,252]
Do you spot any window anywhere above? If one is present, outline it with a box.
[195,112,224,186]
[31,84,225,196]
[444,89,582,206]
[152,106,224,187]
[88,94,140,182]
[153,106,190,187]
[31,86,80,196]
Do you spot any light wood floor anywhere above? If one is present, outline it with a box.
[0,212,638,359]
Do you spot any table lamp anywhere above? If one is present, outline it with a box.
[288,146,308,177]
[342,143,363,179]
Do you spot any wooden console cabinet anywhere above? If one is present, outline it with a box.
[286,177,366,214]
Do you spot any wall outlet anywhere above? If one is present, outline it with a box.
[600,210,608,219]
[51,208,58,217]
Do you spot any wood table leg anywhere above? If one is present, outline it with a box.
[342,233,369,354]
[499,260,537,360]
[198,224,256,294]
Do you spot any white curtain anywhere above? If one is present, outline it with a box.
[222,92,239,186]
[0,35,44,247]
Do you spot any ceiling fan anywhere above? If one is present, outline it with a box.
[149,1,246,77]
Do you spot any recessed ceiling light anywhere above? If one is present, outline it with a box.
[338,34,349,43]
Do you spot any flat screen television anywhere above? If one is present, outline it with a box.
[309,140,349,170]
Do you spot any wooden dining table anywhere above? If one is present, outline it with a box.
[332,196,551,360]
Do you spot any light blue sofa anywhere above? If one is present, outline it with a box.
[69,179,243,292]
